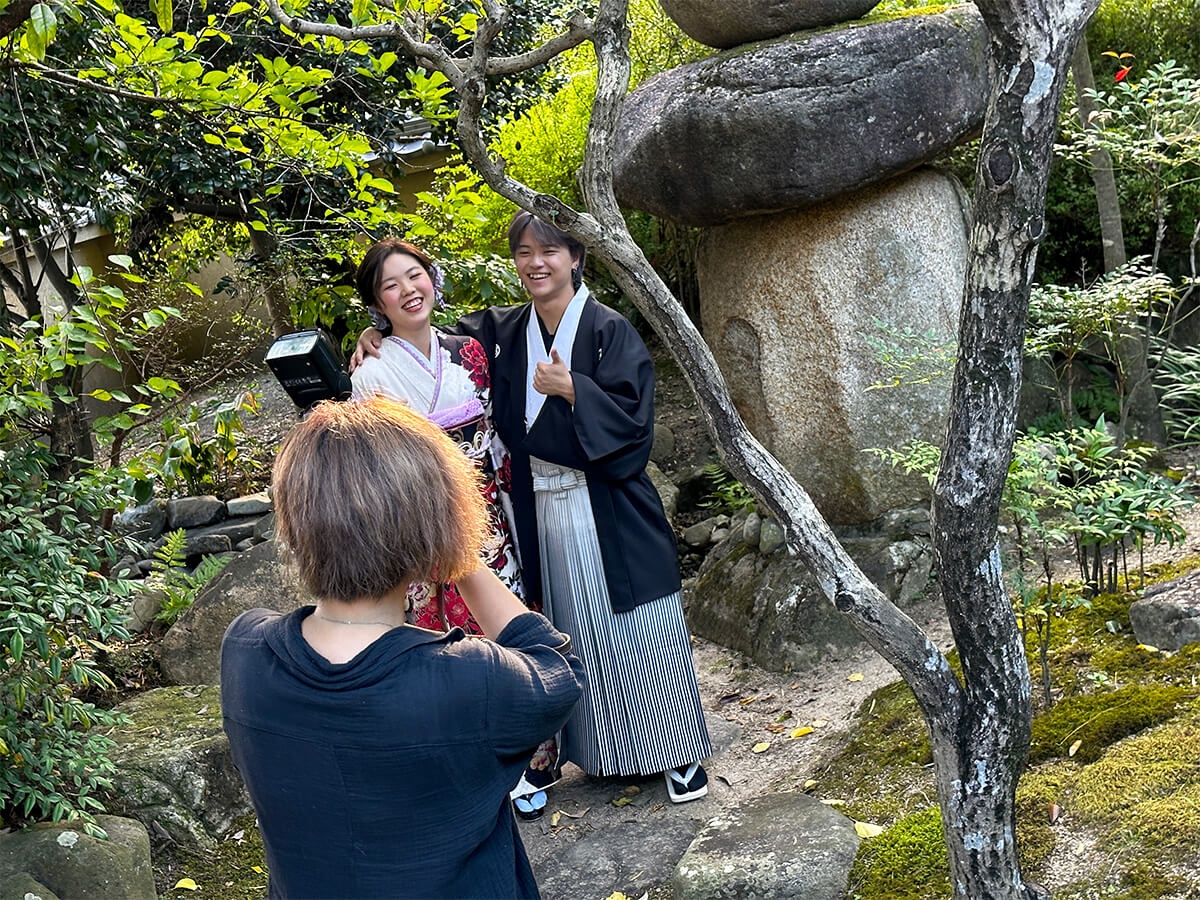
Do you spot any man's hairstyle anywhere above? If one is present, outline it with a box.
[355,238,440,309]
[506,210,586,284]
[272,396,486,602]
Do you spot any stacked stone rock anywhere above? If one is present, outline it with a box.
[112,492,274,632]
[614,0,988,526]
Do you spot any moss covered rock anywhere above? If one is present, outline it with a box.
[106,685,251,848]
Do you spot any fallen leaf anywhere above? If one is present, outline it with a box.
[752,741,771,753]
[811,718,828,728]
[613,796,633,807]
[764,724,784,734]
[740,695,759,706]
[820,798,846,807]
[1137,643,1160,653]
[803,779,818,789]
[550,811,562,827]
[847,673,864,682]
[775,710,793,722]
[251,865,264,874]
[718,692,741,705]
[716,774,733,787]
[790,726,814,739]
[197,705,209,715]
[603,894,629,900]
[788,682,800,690]
[621,785,641,796]
[558,807,590,819]
[1068,739,1082,757]
[174,878,199,890]
[230,830,245,841]
[1048,804,1062,825]
[855,821,885,838]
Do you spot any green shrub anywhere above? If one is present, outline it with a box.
[0,447,132,833]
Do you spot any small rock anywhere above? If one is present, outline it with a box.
[743,512,762,547]
[226,491,273,517]
[0,815,156,900]
[711,527,731,543]
[113,500,168,543]
[184,532,232,557]
[647,461,681,520]
[253,512,276,542]
[684,518,719,548]
[759,519,786,555]
[125,588,165,635]
[235,538,255,552]
[113,556,140,578]
[651,423,676,464]
[166,496,225,530]
[1130,571,1200,651]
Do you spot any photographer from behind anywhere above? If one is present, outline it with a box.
[220,396,583,899]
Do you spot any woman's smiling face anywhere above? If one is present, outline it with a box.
[374,251,435,337]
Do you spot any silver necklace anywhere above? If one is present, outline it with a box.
[313,612,401,629]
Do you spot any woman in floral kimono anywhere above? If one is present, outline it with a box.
[350,238,557,818]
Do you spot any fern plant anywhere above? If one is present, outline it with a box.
[145,530,233,626]
[699,463,757,516]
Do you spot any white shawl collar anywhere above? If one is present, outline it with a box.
[524,284,588,431]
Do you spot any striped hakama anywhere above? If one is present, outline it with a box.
[531,457,712,777]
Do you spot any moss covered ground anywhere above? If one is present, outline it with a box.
[817,561,1200,899]
[153,813,269,899]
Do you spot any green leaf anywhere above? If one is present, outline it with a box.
[25,3,57,59]
[9,631,24,663]
[229,0,252,12]
[149,0,173,32]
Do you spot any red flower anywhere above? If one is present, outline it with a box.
[460,339,490,389]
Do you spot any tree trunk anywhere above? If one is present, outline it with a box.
[930,0,1096,893]
[243,209,294,339]
[1071,36,1125,273]
[1072,37,1168,445]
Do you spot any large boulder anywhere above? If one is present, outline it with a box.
[106,685,251,848]
[0,815,156,900]
[158,539,309,684]
[696,167,966,525]
[614,6,986,226]
[660,0,879,49]
[688,516,931,671]
[674,793,860,899]
[1130,571,1200,651]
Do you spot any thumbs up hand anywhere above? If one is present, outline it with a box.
[533,348,575,405]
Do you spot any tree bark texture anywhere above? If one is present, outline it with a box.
[932,1,1097,895]
[264,1,1096,896]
